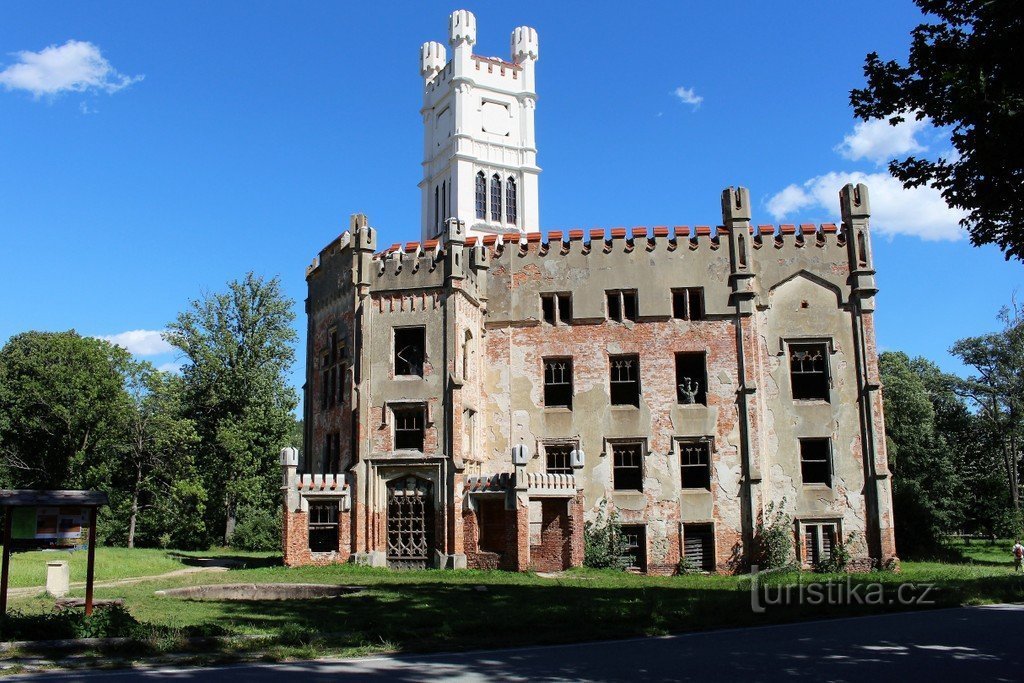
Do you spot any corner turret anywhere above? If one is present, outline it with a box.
[420,41,447,82]
[511,26,539,92]
[721,186,755,313]
[839,183,877,308]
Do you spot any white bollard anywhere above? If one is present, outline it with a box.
[46,560,70,598]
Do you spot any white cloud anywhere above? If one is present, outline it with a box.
[0,40,142,98]
[835,115,928,165]
[96,330,173,356]
[673,86,703,109]
[157,361,184,374]
[766,171,965,241]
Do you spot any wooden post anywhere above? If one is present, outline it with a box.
[1,506,12,616]
[85,506,97,616]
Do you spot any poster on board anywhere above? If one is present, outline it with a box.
[10,507,87,549]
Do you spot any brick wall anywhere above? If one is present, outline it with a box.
[530,499,570,572]
[282,506,351,567]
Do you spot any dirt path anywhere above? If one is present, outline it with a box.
[4,565,229,599]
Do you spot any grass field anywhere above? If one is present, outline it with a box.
[3,540,1024,664]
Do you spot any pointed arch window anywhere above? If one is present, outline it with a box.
[434,185,440,231]
[475,172,486,219]
[506,176,517,224]
[490,174,502,222]
[441,180,447,224]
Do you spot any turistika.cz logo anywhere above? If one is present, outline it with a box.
[748,565,937,614]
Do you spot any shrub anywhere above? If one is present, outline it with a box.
[230,505,280,551]
[815,531,857,573]
[753,499,795,571]
[584,500,630,570]
[0,604,142,641]
[678,556,702,574]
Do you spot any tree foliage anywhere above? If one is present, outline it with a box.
[850,0,1024,260]
[165,272,297,545]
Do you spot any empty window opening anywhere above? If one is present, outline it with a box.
[544,358,573,409]
[322,432,340,474]
[475,172,486,219]
[462,330,473,379]
[672,288,705,320]
[738,235,748,269]
[675,352,708,405]
[804,522,838,566]
[545,444,574,475]
[308,503,339,553]
[619,524,647,571]
[800,438,832,486]
[679,440,711,490]
[541,293,572,325]
[610,354,641,407]
[683,523,715,572]
[606,290,638,322]
[790,342,830,401]
[612,442,644,491]
[394,327,425,377]
[476,498,506,554]
[506,177,517,224]
[490,174,502,222]
[393,405,426,451]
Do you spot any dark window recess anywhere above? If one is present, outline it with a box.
[546,445,573,475]
[683,523,715,571]
[477,498,506,554]
[322,432,340,474]
[790,342,829,400]
[506,177,517,223]
[490,174,502,221]
[804,523,837,566]
[610,354,641,407]
[321,356,330,411]
[475,172,486,219]
[394,327,425,377]
[543,358,573,409]
[612,442,644,491]
[679,440,711,490]
[308,503,339,553]
[394,406,426,451]
[619,525,647,571]
[540,293,572,325]
[675,352,707,405]
[606,290,638,322]
[800,438,832,486]
[672,288,706,321]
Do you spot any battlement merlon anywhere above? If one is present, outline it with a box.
[511,26,538,91]
[839,183,878,307]
[420,41,447,82]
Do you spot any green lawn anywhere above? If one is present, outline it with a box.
[4,542,1024,664]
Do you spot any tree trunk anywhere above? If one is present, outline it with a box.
[224,496,236,545]
[127,461,142,549]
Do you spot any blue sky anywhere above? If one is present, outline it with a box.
[1,1,1020,405]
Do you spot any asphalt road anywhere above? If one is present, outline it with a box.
[13,604,1024,682]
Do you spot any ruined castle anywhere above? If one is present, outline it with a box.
[281,10,898,573]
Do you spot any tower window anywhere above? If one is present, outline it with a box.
[321,431,340,474]
[799,438,832,486]
[606,290,638,322]
[679,439,711,490]
[543,358,573,409]
[790,342,830,401]
[506,177,517,223]
[540,293,571,325]
[394,327,425,377]
[393,405,426,451]
[609,354,641,407]
[545,444,573,475]
[434,185,439,232]
[490,174,502,222]
[675,352,707,405]
[612,442,644,491]
[672,288,705,320]
[475,172,486,219]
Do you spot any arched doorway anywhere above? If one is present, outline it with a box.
[386,476,435,568]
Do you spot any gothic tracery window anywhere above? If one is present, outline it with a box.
[506,177,517,224]
[475,172,486,219]
[490,174,502,222]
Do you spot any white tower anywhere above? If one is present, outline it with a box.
[419,10,540,241]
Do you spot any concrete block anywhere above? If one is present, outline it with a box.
[46,560,70,598]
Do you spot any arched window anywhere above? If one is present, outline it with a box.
[505,177,517,224]
[441,180,447,224]
[857,231,868,266]
[490,174,502,222]
[434,185,439,231]
[738,233,747,269]
[475,172,486,219]
[462,329,473,379]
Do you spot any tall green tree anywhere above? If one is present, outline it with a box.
[0,331,130,490]
[110,363,205,549]
[850,0,1024,260]
[951,303,1024,512]
[880,351,963,555]
[165,273,297,544]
